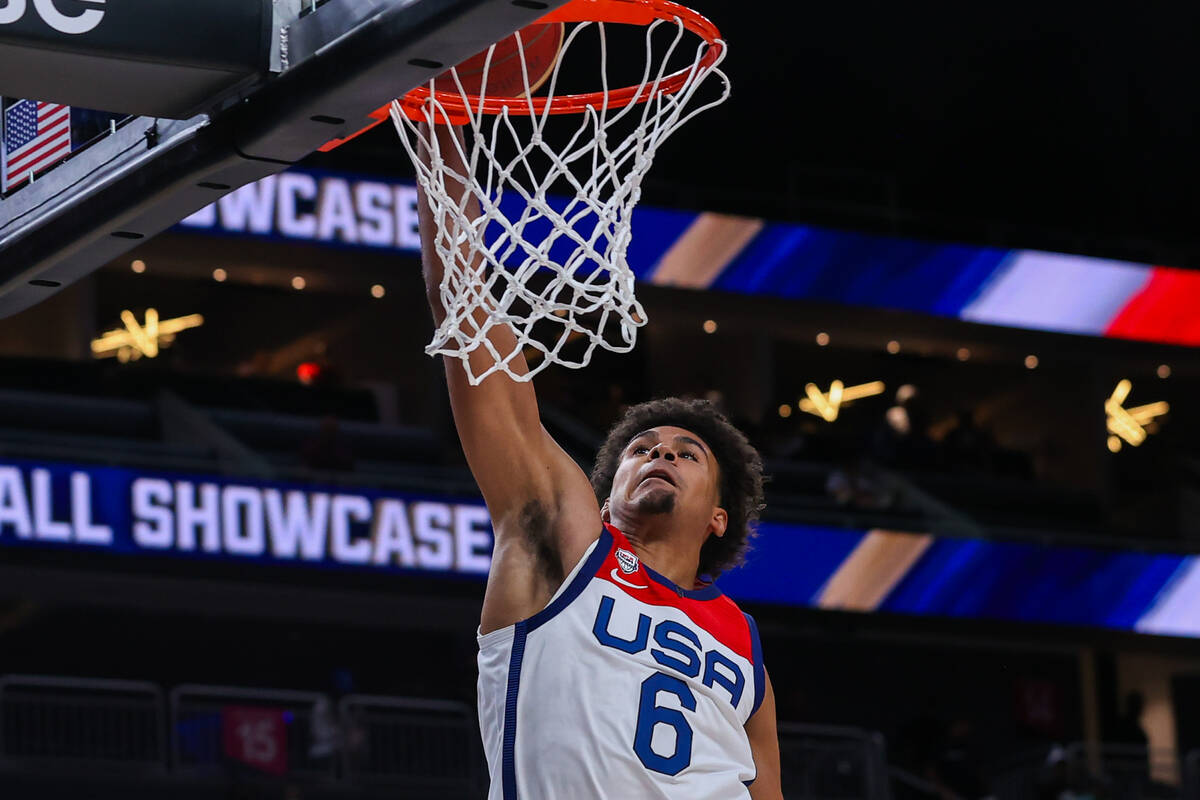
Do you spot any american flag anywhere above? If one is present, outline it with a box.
[2,100,72,192]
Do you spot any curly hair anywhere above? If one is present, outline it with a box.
[590,397,765,579]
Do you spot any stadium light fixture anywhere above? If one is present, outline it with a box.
[1105,379,1169,451]
[91,308,204,362]
[799,380,886,422]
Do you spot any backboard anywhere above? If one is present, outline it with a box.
[0,0,572,318]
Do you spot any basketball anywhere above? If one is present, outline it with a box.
[433,21,565,98]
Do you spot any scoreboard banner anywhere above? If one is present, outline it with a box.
[0,458,493,578]
[177,167,1200,349]
[2,457,1198,639]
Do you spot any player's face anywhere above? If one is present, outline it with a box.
[609,425,722,523]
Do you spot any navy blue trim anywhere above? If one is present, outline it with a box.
[643,563,723,600]
[501,621,528,800]
[745,612,766,717]
[525,527,612,633]
[743,778,755,788]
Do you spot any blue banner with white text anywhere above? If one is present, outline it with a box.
[2,458,1198,638]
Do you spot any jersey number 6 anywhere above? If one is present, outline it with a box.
[633,672,696,775]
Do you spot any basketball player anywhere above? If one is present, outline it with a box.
[416,122,783,799]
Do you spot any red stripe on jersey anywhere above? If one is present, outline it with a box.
[596,524,754,662]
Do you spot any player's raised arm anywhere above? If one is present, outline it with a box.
[415,122,601,631]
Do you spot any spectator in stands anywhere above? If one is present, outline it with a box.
[872,384,935,468]
[934,717,987,799]
[895,699,945,787]
[1038,745,1099,800]
[1111,691,1148,749]
[1111,691,1150,786]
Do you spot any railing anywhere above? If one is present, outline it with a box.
[778,722,892,800]
[888,764,963,799]
[991,742,1191,800]
[0,675,487,796]
[339,694,483,796]
[0,675,165,774]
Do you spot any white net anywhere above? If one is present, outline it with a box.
[389,12,729,384]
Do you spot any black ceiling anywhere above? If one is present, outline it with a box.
[312,1,1200,269]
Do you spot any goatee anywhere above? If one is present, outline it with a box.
[635,490,675,516]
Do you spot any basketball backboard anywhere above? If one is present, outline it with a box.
[0,0,571,318]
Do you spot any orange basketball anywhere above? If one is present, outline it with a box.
[434,22,565,98]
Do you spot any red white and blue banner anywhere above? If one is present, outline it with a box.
[1,98,71,192]
[2,457,1198,640]
[177,167,1200,349]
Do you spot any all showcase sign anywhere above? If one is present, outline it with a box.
[177,171,424,253]
[0,459,492,576]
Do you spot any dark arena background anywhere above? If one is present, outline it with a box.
[2,1,1200,799]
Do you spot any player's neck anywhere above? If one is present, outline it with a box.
[617,521,702,591]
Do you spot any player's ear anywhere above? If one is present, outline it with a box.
[601,499,611,522]
[709,506,728,539]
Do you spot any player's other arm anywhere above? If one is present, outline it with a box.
[416,123,601,631]
[746,669,784,800]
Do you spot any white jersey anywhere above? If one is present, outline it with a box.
[477,524,766,799]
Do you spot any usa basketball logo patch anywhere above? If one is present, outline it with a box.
[615,548,639,575]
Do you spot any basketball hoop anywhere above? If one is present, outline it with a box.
[391,0,729,384]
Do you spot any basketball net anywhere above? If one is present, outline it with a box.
[390,8,729,384]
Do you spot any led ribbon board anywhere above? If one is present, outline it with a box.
[176,168,1200,349]
[3,457,1200,639]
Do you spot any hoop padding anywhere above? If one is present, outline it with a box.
[390,6,729,384]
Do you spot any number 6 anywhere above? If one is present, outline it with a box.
[633,672,696,775]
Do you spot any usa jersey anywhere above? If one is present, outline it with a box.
[477,524,766,799]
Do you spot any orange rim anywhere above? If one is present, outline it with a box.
[398,0,724,121]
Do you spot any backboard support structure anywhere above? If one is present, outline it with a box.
[0,0,572,319]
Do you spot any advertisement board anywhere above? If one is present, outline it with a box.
[3,458,1198,638]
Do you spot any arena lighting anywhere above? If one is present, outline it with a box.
[886,340,901,354]
[91,308,204,362]
[815,332,830,346]
[130,259,146,274]
[291,276,306,290]
[703,319,718,334]
[1157,364,1171,379]
[212,268,227,282]
[777,404,792,418]
[956,347,971,361]
[370,284,386,298]
[1024,354,1039,369]
[798,380,886,422]
[296,361,322,385]
[1105,379,1169,452]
